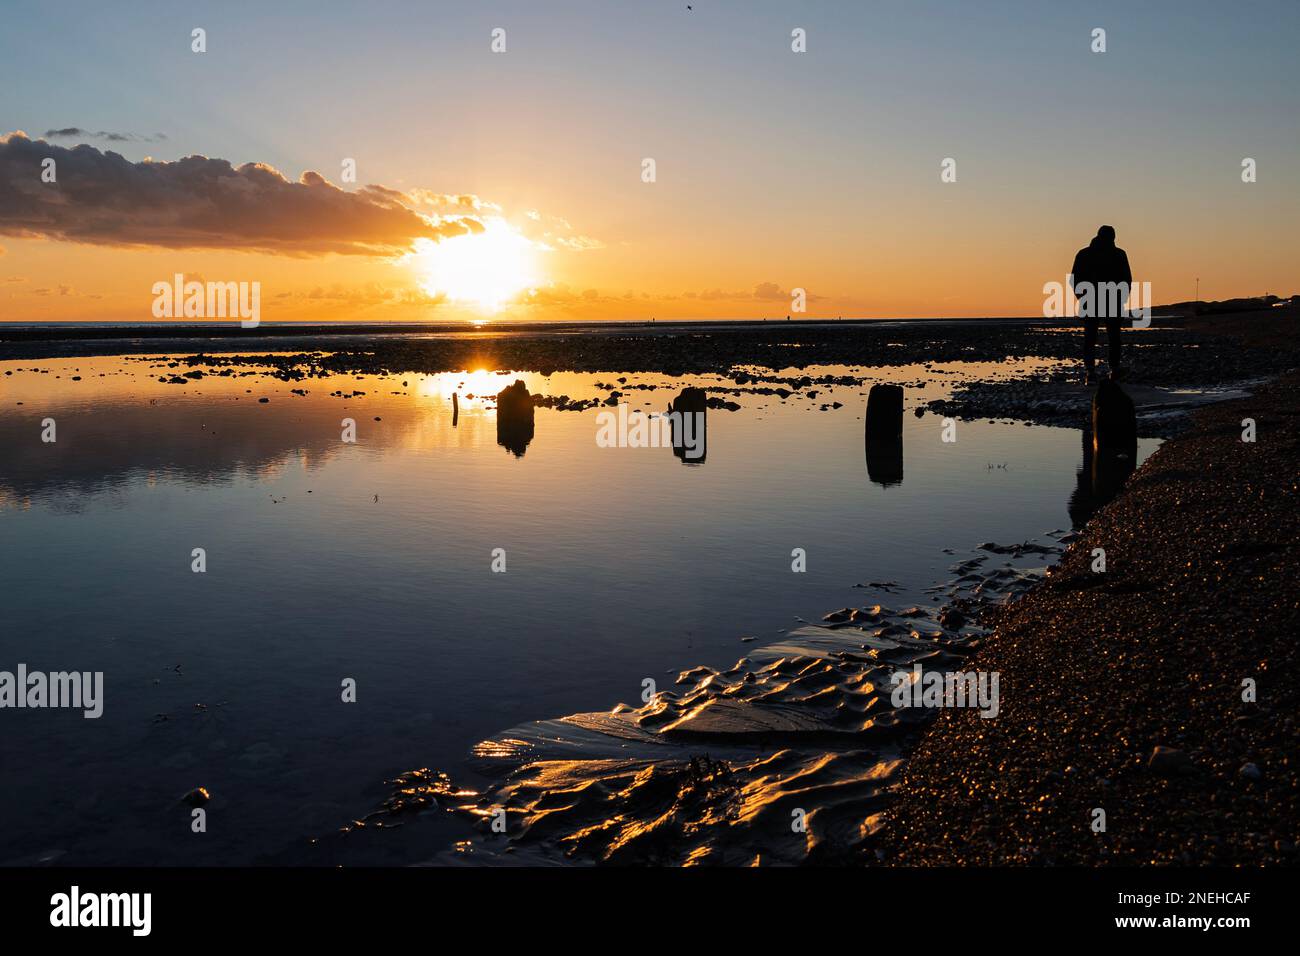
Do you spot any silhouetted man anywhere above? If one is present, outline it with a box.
[1071,225,1132,384]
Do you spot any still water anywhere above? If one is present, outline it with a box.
[0,354,1155,864]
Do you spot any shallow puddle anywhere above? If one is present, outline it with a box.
[0,354,1157,864]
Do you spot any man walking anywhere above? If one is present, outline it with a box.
[1071,225,1133,384]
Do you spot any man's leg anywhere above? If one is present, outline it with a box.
[1106,314,1123,376]
[1083,316,1098,381]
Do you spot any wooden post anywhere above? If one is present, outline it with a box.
[865,384,904,442]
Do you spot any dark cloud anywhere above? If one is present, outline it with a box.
[0,131,481,255]
[44,128,167,143]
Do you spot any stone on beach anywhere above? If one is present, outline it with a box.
[937,607,967,630]
[1147,745,1196,777]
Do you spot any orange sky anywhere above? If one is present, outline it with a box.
[2,4,1297,324]
[5,167,1295,325]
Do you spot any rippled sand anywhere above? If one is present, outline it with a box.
[355,538,1066,865]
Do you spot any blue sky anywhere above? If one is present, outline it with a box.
[2,0,1297,320]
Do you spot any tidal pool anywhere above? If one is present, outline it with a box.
[0,354,1156,865]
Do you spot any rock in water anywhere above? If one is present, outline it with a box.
[1092,380,1137,453]
[865,384,904,442]
[496,380,536,457]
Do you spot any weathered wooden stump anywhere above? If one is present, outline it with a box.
[668,386,707,463]
[865,384,904,442]
[496,379,535,456]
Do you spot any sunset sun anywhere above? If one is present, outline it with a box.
[412,218,540,313]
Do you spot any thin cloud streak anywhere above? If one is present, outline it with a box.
[43,128,168,143]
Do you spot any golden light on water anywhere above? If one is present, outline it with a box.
[415,368,516,401]
[411,218,541,313]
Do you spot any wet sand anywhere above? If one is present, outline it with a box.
[330,535,1062,866]
[881,369,1300,865]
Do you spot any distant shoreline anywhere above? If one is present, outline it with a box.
[4,295,1282,342]
[0,315,1065,361]
[0,315,1054,338]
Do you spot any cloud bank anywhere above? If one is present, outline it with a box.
[0,131,480,256]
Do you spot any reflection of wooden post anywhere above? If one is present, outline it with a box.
[865,436,903,487]
[1092,380,1136,454]
[865,384,903,442]
[452,391,459,427]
